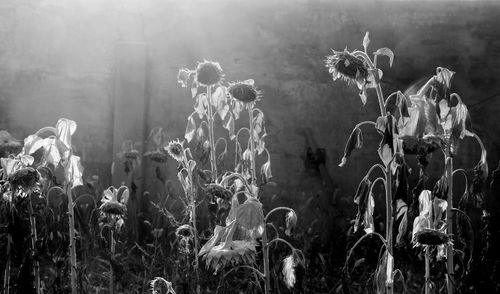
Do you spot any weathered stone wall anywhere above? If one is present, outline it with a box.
[0,0,499,240]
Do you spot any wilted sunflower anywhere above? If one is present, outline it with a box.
[99,186,129,217]
[206,184,232,201]
[227,81,262,103]
[195,61,224,86]
[413,228,452,247]
[325,50,369,83]
[412,190,451,247]
[145,149,168,163]
[325,49,372,103]
[123,149,140,160]
[175,224,193,239]
[285,210,297,237]
[204,240,257,273]
[9,167,40,193]
[165,139,185,162]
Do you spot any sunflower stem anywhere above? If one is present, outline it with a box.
[264,207,294,222]
[110,230,114,294]
[262,225,271,294]
[384,163,394,294]
[184,155,200,294]
[425,246,431,294]
[445,152,454,294]
[28,194,40,294]
[207,85,218,181]
[66,182,78,294]
[248,104,257,185]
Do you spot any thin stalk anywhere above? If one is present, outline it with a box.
[445,154,454,294]
[264,207,294,222]
[206,85,218,181]
[248,104,257,184]
[184,156,200,294]
[262,225,271,294]
[110,230,114,294]
[425,247,430,294]
[28,195,40,294]
[66,183,77,294]
[3,204,11,294]
[385,164,394,294]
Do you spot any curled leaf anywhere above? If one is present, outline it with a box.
[373,47,394,67]
[362,32,370,52]
[185,116,196,143]
[223,114,235,140]
[339,127,363,167]
[285,210,297,237]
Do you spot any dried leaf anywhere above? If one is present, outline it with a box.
[373,47,394,67]
[184,116,196,143]
[236,198,265,239]
[339,127,363,167]
[223,114,235,140]
[362,32,370,52]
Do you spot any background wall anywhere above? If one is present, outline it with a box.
[0,0,499,254]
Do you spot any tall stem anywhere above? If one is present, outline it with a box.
[262,226,271,294]
[66,184,77,294]
[248,104,257,185]
[207,85,218,181]
[28,195,40,294]
[110,230,114,294]
[425,247,430,294]
[445,153,454,294]
[384,164,394,294]
[371,64,394,294]
[3,251,10,294]
[3,204,11,294]
[186,161,200,294]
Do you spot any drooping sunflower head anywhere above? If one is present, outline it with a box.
[100,201,127,216]
[206,184,232,201]
[164,139,185,162]
[413,228,452,247]
[204,240,257,273]
[195,61,224,86]
[175,224,193,239]
[227,80,262,103]
[145,149,168,163]
[9,167,40,193]
[325,50,369,83]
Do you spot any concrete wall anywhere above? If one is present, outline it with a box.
[0,0,499,238]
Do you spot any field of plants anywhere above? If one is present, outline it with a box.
[0,32,499,294]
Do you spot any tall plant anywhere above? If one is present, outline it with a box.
[22,118,84,294]
[327,32,488,294]
[198,79,300,294]
[178,61,233,182]
[326,32,400,293]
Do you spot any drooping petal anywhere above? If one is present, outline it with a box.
[64,155,83,188]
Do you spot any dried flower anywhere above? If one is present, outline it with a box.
[124,149,140,160]
[175,224,193,239]
[206,184,232,201]
[165,139,184,162]
[227,80,262,103]
[145,149,168,163]
[204,240,257,273]
[150,277,176,294]
[412,190,451,247]
[285,210,297,237]
[282,249,304,289]
[413,228,452,247]
[99,186,129,216]
[9,167,40,193]
[195,61,223,86]
[325,49,371,104]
